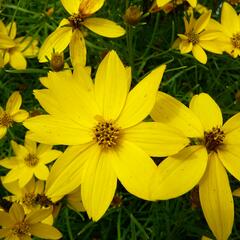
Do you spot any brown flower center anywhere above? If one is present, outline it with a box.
[231,33,240,49]
[93,121,121,149]
[22,192,36,207]
[24,154,39,167]
[204,127,225,152]
[0,112,13,127]
[12,220,30,237]
[187,30,200,45]
[68,13,84,29]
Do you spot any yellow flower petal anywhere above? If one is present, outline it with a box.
[0,20,8,34]
[117,65,166,128]
[0,126,7,139]
[233,188,240,197]
[0,157,18,169]
[16,36,39,57]
[95,50,129,120]
[110,141,157,200]
[198,40,223,54]
[81,150,117,221]
[150,146,208,200]
[69,29,86,67]
[0,229,10,238]
[156,0,170,7]
[38,23,72,62]
[0,33,16,48]
[192,44,207,64]
[199,152,233,240]
[12,110,29,122]
[179,40,192,54]
[38,149,62,164]
[19,168,33,187]
[9,203,25,222]
[0,212,13,227]
[9,49,27,69]
[26,208,52,224]
[6,21,17,39]
[79,0,105,15]
[24,138,37,153]
[124,122,190,157]
[151,91,203,138]
[6,91,22,115]
[3,168,20,183]
[189,93,222,131]
[24,115,93,145]
[34,164,49,180]
[222,112,240,134]
[194,11,211,34]
[187,0,197,7]
[82,18,125,38]
[60,0,81,14]
[30,222,62,239]
[46,144,95,199]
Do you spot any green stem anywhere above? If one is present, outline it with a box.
[126,24,134,70]
[65,208,74,240]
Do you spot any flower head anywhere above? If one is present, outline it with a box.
[0,136,62,187]
[38,0,125,67]
[150,92,240,240]
[0,203,62,239]
[0,21,39,69]
[24,50,189,220]
[0,91,29,139]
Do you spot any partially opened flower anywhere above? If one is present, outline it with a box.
[156,0,197,7]
[150,92,240,240]
[0,203,62,239]
[0,137,62,187]
[24,50,189,221]
[0,21,39,69]
[173,11,223,64]
[38,0,125,67]
[0,91,29,139]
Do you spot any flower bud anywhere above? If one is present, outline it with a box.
[123,5,143,26]
[50,52,64,72]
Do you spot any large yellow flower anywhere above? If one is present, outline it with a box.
[0,203,62,239]
[156,0,197,7]
[0,137,62,188]
[24,50,189,220]
[0,21,39,69]
[0,91,29,139]
[38,0,125,67]
[174,11,223,64]
[150,92,240,240]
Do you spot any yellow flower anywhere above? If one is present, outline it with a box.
[24,50,189,221]
[0,203,62,239]
[0,21,39,69]
[0,91,29,139]
[0,136,62,187]
[156,0,197,7]
[150,92,240,240]
[38,0,125,67]
[174,11,223,64]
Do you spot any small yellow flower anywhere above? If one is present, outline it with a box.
[174,11,223,64]
[0,136,62,187]
[38,0,125,67]
[0,91,29,139]
[0,21,39,69]
[156,0,197,7]
[24,50,189,221]
[0,203,62,239]
[150,92,240,240]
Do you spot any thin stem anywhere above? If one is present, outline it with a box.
[65,208,74,240]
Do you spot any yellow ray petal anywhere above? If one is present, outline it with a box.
[6,21,17,39]
[26,208,52,224]
[0,212,13,227]
[12,110,29,122]
[124,122,189,157]
[24,115,93,145]
[6,91,22,115]
[82,18,125,38]
[150,146,208,200]
[81,150,117,221]
[79,0,105,15]
[194,11,211,34]
[110,141,157,200]
[0,126,7,139]
[16,37,39,57]
[179,40,192,54]
[151,91,203,138]
[0,33,16,48]
[222,112,240,134]
[95,50,129,120]
[192,44,207,64]
[69,29,86,67]
[117,65,166,128]
[34,164,49,180]
[189,93,222,131]
[0,21,8,34]
[19,168,34,187]
[0,157,19,169]
[156,0,170,7]
[24,138,37,153]
[38,23,72,62]
[61,0,82,14]
[9,203,25,222]
[9,49,27,69]
[187,0,197,7]
[198,40,223,54]
[3,168,20,184]
[46,144,95,199]
[38,149,62,164]
[199,152,233,240]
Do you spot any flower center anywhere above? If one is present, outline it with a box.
[68,13,84,29]
[24,154,39,167]
[0,112,13,127]
[93,121,121,149]
[12,220,30,237]
[231,33,240,49]
[204,127,225,152]
[22,192,36,207]
[187,30,200,45]
[35,193,53,207]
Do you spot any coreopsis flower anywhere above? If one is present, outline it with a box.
[0,203,62,239]
[38,0,125,67]
[0,137,62,187]
[0,21,39,69]
[156,0,197,7]
[150,92,240,240]
[0,91,29,139]
[24,50,189,221]
[173,11,223,64]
